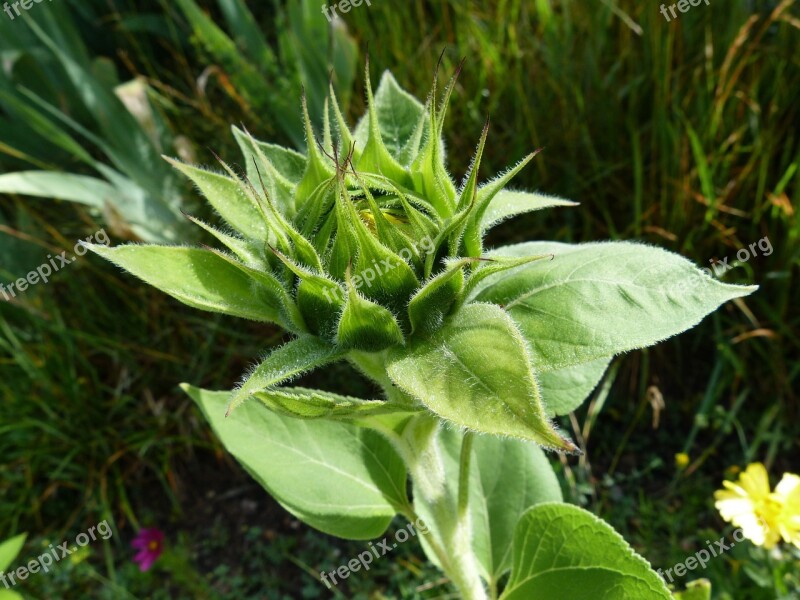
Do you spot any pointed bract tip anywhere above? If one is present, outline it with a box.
[435,47,447,72]
[208,148,225,165]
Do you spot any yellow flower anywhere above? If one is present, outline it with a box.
[774,473,800,549]
[714,462,782,548]
[675,453,690,470]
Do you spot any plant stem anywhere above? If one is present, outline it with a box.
[458,431,475,522]
[358,360,487,599]
[403,418,488,600]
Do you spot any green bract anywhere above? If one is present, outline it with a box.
[90,63,755,599]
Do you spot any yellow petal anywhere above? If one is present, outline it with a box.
[775,473,800,548]
[738,462,772,502]
[774,473,800,501]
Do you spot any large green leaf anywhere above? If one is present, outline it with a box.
[88,245,284,322]
[387,303,576,451]
[470,435,563,583]
[538,356,611,416]
[474,242,757,371]
[501,503,671,599]
[185,385,407,540]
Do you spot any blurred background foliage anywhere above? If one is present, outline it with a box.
[0,0,798,598]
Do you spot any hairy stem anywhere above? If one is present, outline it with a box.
[458,431,475,522]
[360,357,487,599]
[403,418,487,600]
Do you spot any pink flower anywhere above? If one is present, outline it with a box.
[131,528,164,572]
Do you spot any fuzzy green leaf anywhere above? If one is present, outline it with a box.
[479,190,578,234]
[356,63,412,186]
[500,503,671,599]
[87,244,283,322]
[228,336,343,415]
[232,127,306,183]
[353,71,426,161]
[387,304,576,451]
[183,213,267,269]
[337,280,405,352]
[166,158,267,241]
[538,357,611,416]
[407,259,468,334]
[254,386,417,422]
[232,126,301,214]
[185,385,407,540]
[272,248,343,338]
[474,242,758,371]
[294,94,335,207]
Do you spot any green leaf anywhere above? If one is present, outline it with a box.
[0,171,117,208]
[463,152,539,256]
[233,127,306,184]
[475,242,758,371]
[295,94,335,206]
[538,357,611,416]
[354,71,426,161]
[479,190,578,234]
[182,213,267,269]
[470,435,563,582]
[217,0,277,68]
[356,62,412,186]
[254,386,417,422]
[271,248,343,338]
[409,66,460,217]
[501,503,671,599]
[0,533,26,572]
[387,303,577,451]
[227,336,343,414]
[166,158,267,242]
[461,254,553,304]
[185,385,407,540]
[232,126,300,216]
[407,259,468,335]
[88,244,284,322]
[337,277,405,352]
